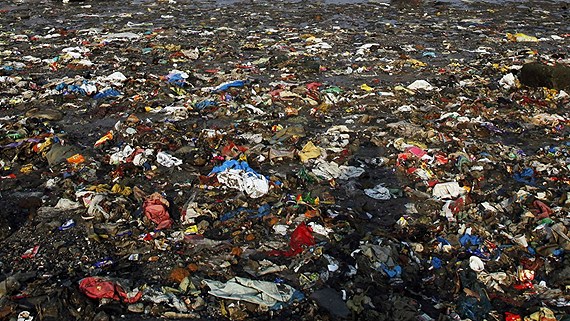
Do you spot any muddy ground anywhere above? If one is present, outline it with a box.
[0,0,569,320]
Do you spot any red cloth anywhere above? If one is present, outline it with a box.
[268,222,315,257]
[531,200,553,219]
[79,277,142,303]
[144,192,172,229]
[505,312,522,321]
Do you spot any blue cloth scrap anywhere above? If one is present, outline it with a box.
[431,257,442,269]
[467,248,491,260]
[527,246,536,255]
[55,82,67,91]
[513,167,536,185]
[437,236,451,246]
[382,264,402,278]
[56,82,87,95]
[212,80,248,93]
[194,100,217,110]
[249,203,272,219]
[166,73,187,87]
[210,160,259,175]
[220,207,254,222]
[459,234,482,247]
[94,88,121,99]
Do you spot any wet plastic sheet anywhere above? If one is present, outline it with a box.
[203,277,302,308]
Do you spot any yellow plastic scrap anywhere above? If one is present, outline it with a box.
[35,137,53,153]
[111,183,132,196]
[406,140,428,149]
[360,84,374,92]
[9,97,23,105]
[170,86,187,96]
[506,33,539,42]
[184,225,199,234]
[524,308,556,321]
[298,141,322,162]
[406,59,427,67]
[20,164,34,174]
[393,86,415,95]
[543,88,558,101]
[88,184,111,193]
[305,36,320,44]
[145,106,162,112]
[164,44,181,51]
[491,63,509,73]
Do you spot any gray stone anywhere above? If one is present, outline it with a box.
[519,62,570,90]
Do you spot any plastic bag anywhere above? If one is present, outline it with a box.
[364,184,392,200]
[432,182,465,199]
[79,277,142,303]
[156,151,183,167]
[407,80,434,91]
[298,141,321,162]
[268,222,315,257]
[211,160,269,198]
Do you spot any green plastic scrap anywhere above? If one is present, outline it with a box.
[323,86,342,94]
[297,167,316,184]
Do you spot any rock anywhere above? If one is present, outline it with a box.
[0,277,20,298]
[519,62,570,90]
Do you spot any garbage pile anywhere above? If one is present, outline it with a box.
[1,0,569,320]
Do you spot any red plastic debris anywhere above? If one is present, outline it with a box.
[406,146,427,158]
[22,245,40,259]
[221,141,248,158]
[79,277,142,303]
[513,281,534,290]
[449,197,465,214]
[505,312,522,321]
[268,222,315,257]
[143,192,173,230]
[306,82,322,91]
[435,153,449,165]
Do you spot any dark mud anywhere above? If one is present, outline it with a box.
[1,0,569,320]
